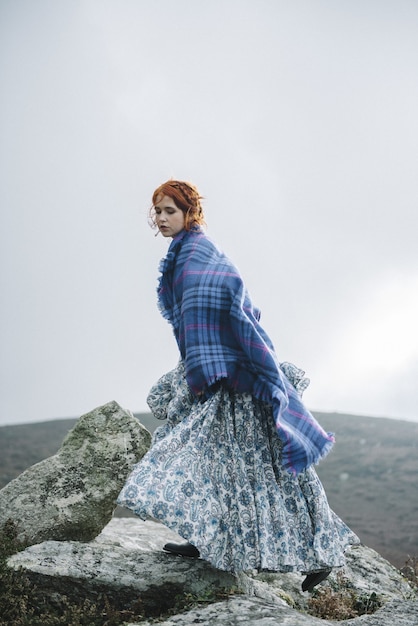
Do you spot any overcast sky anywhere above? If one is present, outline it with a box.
[1,0,417,426]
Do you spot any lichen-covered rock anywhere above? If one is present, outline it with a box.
[132,596,330,626]
[7,523,237,616]
[246,544,415,612]
[7,518,417,625]
[130,596,418,626]
[0,401,151,544]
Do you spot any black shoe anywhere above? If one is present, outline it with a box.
[163,542,200,558]
[302,569,332,592]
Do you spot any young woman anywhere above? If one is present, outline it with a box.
[117,180,359,591]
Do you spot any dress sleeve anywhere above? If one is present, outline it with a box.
[146,367,177,420]
[279,361,310,397]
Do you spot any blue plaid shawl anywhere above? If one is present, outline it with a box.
[157,228,334,475]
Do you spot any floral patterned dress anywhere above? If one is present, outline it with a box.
[117,362,359,573]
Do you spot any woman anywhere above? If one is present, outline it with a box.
[117,180,359,591]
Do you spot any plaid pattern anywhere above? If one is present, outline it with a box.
[157,228,334,475]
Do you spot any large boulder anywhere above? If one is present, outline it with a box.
[0,401,151,545]
[7,519,238,617]
[7,518,417,625]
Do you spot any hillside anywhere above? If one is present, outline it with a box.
[314,411,418,569]
[0,410,417,569]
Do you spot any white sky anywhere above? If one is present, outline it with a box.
[1,0,417,426]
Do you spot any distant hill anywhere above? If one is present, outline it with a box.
[313,411,418,569]
[0,410,417,569]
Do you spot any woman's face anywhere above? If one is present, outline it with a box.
[154,194,185,237]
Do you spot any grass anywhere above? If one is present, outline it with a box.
[400,555,418,591]
[307,561,418,621]
[307,571,384,620]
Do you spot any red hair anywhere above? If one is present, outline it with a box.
[149,180,206,231]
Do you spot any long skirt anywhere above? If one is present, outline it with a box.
[117,363,359,573]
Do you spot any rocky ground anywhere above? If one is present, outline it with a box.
[1,402,417,625]
[7,517,418,625]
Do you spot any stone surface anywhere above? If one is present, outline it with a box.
[8,517,417,625]
[133,596,332,626]
[247,543,414,612]
[7,519,237,616]
[347,598,418,626]
[0,402,151,545]
[131,596,418,626]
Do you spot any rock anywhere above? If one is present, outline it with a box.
[7,518,417,625]
[130,596,418,626]
[7,519,237,616]
[133,596,332,626]
[2,404,416,625]
[0,402,151,545]
[346,598,418,626]
[246,543,414,612]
